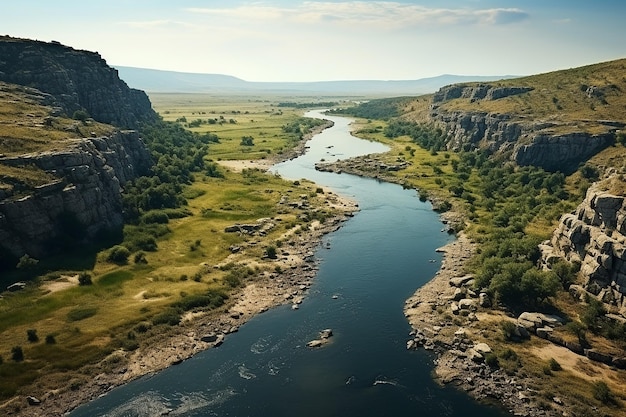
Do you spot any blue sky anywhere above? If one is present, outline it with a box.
[2,1,625,81]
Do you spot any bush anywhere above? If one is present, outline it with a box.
[134,251,147,264]
[26,329,38,343]
[67,307,98,322]
[107,245,130,264]
[45,334,56,344]
[592,381,614,404]
[484,352,499,368]
[266,246,277,259]
[78,272,92,286]
[152,310,182,326]
[548,358,562,371]
[72,110,90,122]
[141,211,170,224]
[134,322,150,333]
[11,346,24,362]
[501,320,517,341]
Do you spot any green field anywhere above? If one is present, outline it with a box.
[0,93,349,402]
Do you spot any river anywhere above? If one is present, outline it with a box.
[70,110,509,417]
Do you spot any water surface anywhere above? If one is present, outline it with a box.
[70,110,509,417]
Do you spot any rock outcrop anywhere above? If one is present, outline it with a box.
[428,84,615,173]
[432,84,533,104]
[0,131,151,260]
[0,36,158,128]
[541,180,626,316]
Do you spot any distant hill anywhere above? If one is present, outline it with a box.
[114,66,515,96]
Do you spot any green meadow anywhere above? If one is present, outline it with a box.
[0,93,347,401]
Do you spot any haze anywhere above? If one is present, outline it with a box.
[3,0,625,82]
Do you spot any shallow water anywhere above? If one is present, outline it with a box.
[70,111,510,417]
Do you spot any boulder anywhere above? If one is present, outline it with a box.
[200,333,218,343]
[467,348,484,363]
[450,302,460,315]
[27,396,41,406]
[307,340,323,348]
[478,292,491,307]
[473,342,492,355]
[449,275,474,287]
[514,324,530,339]
[319,329,333,339]
[453,287,465,301]
[565,341,584,354]
[612,357,626,369]
[458,299,475,310]
[536,327,553,339]
[585,349,613,365]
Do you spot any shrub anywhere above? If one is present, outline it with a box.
[78,272,92,286]
[484,353,499,368]
[266,246,277,259]
[548,358,562,371]
[501,320,517,341]
[45,334,56,344]
[72,110,90,122]
[67,307,98,322]
[134,251,147,264]
[173,290,227,311]
[107,245,130,264]
[141,211,170,224]
[26,329,38,343]
[152,309,182,326]
[592,381,614,404]
[134,322,150,333]
[11,346,24,362]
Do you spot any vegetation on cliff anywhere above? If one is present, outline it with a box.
[327,58,626,415]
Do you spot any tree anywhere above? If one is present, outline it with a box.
[107,245,130,264]
[27,329,38,343]
[11,346,24,362]
[78,272,92,286]
[266,246,277,259]
[240,136,255,146]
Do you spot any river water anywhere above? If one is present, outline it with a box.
[70,111,509,417]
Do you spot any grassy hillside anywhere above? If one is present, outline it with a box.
[405,58,626,135]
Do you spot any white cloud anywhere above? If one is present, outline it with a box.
[119,20,198,30]
[185,2,529,30]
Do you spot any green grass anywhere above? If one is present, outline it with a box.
[404,58,626,137]
[0,93,356,403]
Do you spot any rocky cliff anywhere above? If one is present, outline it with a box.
[541,179,626,316]
[0,37,157,268]
[0,131,151,262]
[428,84,617,173]
[0,36,158,128]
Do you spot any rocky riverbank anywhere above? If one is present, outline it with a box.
[315,142,614,416]
[404,234,569,417]
[3,119,359,417]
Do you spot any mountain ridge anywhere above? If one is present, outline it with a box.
[114,65,517,95]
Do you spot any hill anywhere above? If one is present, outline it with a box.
[115,65,515,96]
[0,37,154,268]
[354,58,626,173]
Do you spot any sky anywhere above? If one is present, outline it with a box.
[2,1,626,82]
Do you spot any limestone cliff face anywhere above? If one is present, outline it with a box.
[541,180,626,315]
[429,84,615,173]
[0,36,157,128]
[0,131,151,259]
